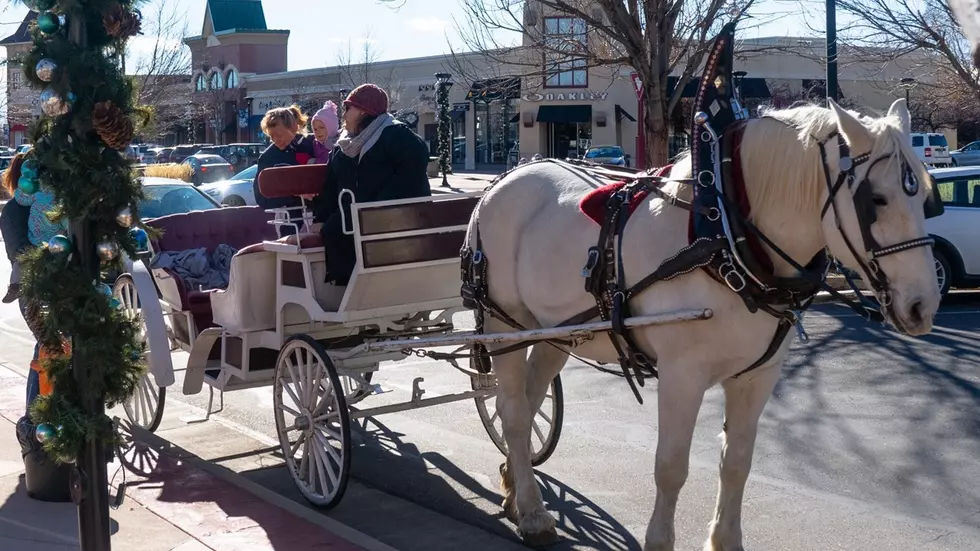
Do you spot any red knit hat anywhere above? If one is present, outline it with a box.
[343,84,389,117]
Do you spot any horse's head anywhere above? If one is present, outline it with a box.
[822,98,939,335]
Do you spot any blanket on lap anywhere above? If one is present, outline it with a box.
[150,244,238,291]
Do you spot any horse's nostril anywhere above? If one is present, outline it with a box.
[909,301,925,325]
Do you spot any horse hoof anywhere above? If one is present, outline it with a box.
[520,527,560,548]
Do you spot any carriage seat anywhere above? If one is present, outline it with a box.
[148,206,277,330]
[210,243,277,332]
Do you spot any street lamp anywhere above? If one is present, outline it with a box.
[900,77,917,106]
[435,72,454,188]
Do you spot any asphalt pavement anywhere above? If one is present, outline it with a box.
[0,250,977,550]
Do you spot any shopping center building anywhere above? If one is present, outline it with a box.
[2,0,930,160]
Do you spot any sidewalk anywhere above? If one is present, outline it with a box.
[0,363,392,551]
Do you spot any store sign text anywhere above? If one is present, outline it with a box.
[522,92,608,102]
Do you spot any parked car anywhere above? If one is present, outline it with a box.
[153,147,175,164]
[171,143,212,164]
[16,144,31,154]
[950,140,980,166]
[925,166,980,296]
[181,154,235,185]
[911,132,952,168]
[195,143,264,172]
[583,145,629,167]
[139,177,222,220]
[198,164,257,206]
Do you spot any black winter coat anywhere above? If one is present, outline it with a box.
[313,122,432,284]
[0,199,31,262]
[254,135,316,235]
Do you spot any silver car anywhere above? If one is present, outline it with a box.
[197,164,256,206]
[951,141,980,166]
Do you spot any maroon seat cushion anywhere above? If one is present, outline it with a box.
[148,206,278,255]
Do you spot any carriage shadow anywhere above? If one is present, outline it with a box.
[351,416,641,550]
[767,301,980,525]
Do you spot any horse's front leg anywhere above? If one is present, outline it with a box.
[494,345,558,546]
[704,363,782,551]
[645,367,707,551]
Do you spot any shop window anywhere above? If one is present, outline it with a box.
[226,68,239,89]
[543,17,588,88]
[210,71,224,90]
[195,73,206,92]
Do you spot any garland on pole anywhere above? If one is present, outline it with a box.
[436,79,452,178]
[17,0,148,463]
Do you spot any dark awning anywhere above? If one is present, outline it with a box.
[466,77,521,102]
[738,78,771,99]
[615,105,636,122]
[536,105,592,124]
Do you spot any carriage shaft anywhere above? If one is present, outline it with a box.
[346,309,713,355]
[348,388,494,418]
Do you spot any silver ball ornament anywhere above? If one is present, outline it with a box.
[116,207,133,228]
[47,234,71,255]
[35,423,56,443]
[96,240,118,262]
[694,111,709,126]
[39,87,70,117]
[35,58,57,82]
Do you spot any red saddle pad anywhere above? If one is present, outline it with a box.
[579,165,673,226]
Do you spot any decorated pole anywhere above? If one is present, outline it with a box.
[18,1,148,549]
[435,72,453,188]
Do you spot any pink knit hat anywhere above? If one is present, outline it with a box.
[312,100,339,137]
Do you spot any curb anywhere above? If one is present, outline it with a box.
[127,424,400,551]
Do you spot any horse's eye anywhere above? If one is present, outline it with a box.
[872,194,888,207]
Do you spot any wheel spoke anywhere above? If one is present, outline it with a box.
[305,353,317,407]
[315,422,343,442]
[287,355,305,406]
[531,419,546,446]
[312,433,339,489]
[536,407,552,426]
[310,436,330,495]
[289,432,306,456]
[312,411,339,423]
[282,380,304,412]
[314,431,343,479]
[277,402,301,418]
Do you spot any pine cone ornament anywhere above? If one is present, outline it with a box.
[92,101,134,150]
[103,4,142,39]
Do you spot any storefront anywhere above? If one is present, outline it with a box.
[465,77,520,170]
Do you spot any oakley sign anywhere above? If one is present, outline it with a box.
[522,91,609,102]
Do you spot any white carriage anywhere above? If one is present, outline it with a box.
[114,165,711,508]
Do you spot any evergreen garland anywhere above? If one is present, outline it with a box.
[436,79,452,178]
[17,0,147,462]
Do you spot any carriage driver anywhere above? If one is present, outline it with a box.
[307,84,432,285]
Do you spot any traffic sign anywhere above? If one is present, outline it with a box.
[631,72,644,100]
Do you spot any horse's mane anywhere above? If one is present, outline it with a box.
[740,102,925,218]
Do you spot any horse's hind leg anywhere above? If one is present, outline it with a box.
[704,363,782,551]
[494,338,559,545]
[645,367,708,551]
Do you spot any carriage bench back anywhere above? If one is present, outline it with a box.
[335,192,483,320]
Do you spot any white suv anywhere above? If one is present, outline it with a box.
[926,166,980,296]
[912,133,953,167]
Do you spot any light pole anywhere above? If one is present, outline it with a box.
[900,77,916,107]
[826,0,838,105]
[435,72,454,188]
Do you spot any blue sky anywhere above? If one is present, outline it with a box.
[0,0,819,72]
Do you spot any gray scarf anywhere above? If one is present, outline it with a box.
[337,113,395,161]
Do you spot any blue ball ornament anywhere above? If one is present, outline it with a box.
[37,12,60,34]
[130,227,149,250]
[47,234,71,255]
[17,175,37,195]
[109,297,121,309]
[96,283,113,297]
[21,159,38,178]
[35,423,56,444]
[130,350,142,361]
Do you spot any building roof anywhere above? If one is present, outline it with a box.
[207,0,267,33]
[0,11,37,46]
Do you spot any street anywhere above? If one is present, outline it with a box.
[0,252,978,550]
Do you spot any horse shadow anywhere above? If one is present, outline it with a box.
[346,416,641,551]
[767,299,980,526]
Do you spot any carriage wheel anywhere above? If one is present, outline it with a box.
[114,275,167,433]
[273,335,352,509]
[474,374,564,466]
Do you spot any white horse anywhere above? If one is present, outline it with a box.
[466,98,939,551]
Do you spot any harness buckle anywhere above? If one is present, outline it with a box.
[719,261,747,293]
[582,248,600,278]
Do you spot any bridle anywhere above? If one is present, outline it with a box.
[817,132,935,317]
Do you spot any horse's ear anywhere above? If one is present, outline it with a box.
[887,99,912,135]
[828,98,874,153]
